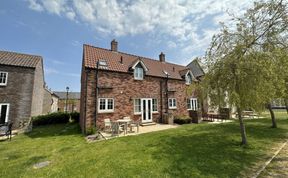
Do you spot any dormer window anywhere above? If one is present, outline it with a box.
[131,58,148,80]
[134,65,144,80]
[185,72,192,85]
[0,72,8,86]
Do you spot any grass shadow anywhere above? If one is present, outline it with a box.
[25,123,82,139]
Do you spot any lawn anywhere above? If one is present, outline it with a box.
[0,111,287,178]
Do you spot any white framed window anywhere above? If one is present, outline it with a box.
[0,103,10,124]
[0,72,8,86]
[187,98,198,110]
[185,72,192,85]
[98,98,114,113]
[134,99,141,114]
[152,99,158,112]
[168,98,177,109]
[134,66,144,80]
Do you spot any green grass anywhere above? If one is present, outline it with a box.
[0,111,287,178]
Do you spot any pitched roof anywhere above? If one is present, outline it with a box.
[54,92,80,100]
[0,50,42,68]
[83,44,189,80]
[186,59,205,78]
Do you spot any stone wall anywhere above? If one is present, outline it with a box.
[0,65,35,128]
[31,59,44,117]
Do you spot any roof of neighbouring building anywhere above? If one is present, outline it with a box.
[0,50,42,68]
[186,59,205,78]
[83,44,192,80]
[54,92,80,100]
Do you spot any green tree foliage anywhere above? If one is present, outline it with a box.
[205,0,288,145]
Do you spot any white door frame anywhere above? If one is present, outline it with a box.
[0,103,10,124]
[141,98,152,123]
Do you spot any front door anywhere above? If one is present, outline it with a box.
[0,104,9,124]
[141,99,152,123]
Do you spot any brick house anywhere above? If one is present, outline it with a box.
[54,92,80,112]
[0,50,45,128]
[80,40,204,133]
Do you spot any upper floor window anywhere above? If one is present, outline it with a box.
[168,98,177,109]
[0,72,8,86]
[185,72,192,85]
[134,66,144,80]
[98,98,114,113]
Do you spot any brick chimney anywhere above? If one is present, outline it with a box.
[111,39,118,52]
[159,52,165,62]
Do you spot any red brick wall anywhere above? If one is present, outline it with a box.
[80,68,197,132]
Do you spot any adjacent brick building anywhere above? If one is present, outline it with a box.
[0,50,45,128]
[80,40,204,133]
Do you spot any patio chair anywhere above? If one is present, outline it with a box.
[104,118,112,133]
[110,121,125,137]
[124,117,139,133]
[0,122,13,141]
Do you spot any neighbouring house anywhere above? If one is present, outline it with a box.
[54,92,80,112]
[42,87,59,114]
[80,40,205,133]
[0,50,45,128]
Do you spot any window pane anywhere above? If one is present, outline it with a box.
[174,99,176,107]
[107,99,113,110]
[99,99,106,110]
[134,99,141,113]
[187,99,191,109]
[152,99,157,111]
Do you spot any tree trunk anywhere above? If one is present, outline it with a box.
[267,103,277,128]
[237,107,248,145]
[284,99,288,115]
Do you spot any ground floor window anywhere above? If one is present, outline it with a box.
[168,98,177,109]
[187,98,198,110]
[0,103,10,124]
[152,99,158,112]
[98,98,114,113]
[134,99,141,114]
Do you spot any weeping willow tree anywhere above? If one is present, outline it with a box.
[205,0,288,145]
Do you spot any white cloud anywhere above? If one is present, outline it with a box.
[27,0,256,58]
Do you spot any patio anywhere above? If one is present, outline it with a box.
[93,123,179,141]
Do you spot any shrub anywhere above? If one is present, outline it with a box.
[70,112,80,123]
[86,126,97,135]
[32,112,70,126]
[174,115,191,125]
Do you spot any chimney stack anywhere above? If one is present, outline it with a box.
[111,39,118,52]
[159,52,165,62]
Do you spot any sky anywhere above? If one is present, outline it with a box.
[0,0,256,92]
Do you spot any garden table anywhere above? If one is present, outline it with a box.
[116,119,131,135]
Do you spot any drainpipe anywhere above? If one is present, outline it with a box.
[165,74,169,113]
[94,61,99,129]
[83,69,89,134]
[160,81,163,123]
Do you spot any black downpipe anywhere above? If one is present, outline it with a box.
[160,81,163,123]
[165,74,169,113]
[94,62,99,129]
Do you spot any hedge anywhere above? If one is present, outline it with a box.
[174,115,191,125]
[32,112,80,126]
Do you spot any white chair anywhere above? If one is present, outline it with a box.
[104,118,112,133]
[124,117,139,133]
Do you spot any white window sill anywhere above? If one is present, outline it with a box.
[152,111,159,114]
[134,112,141,115]
[134,78,143,81]
[98,110,114,113]
[169,107,177,110]
[0,84,7,86]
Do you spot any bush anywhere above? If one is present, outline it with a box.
[32,112,70,126]
[70,112,80,123]
[174,115,191,125]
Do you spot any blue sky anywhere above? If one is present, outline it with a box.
[0,0,254,92]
